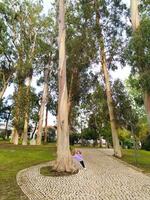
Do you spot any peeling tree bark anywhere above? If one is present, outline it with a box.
[130,0,140,31]
[11,128,19,145]
[22,30,37,145]
[36,66,50,145]
[53,0,76,172]
[0,75,12,100]
[68,72,74,129]
[0,83,8,100]
[144,91,150,128]
[44,105,48,143]
[12,83,23,145]
[67,68,78,129]
[22,76,32,145]
[101,56,122,158]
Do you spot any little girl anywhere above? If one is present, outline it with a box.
[72,149,86,169]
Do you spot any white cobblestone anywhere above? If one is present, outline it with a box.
[17,149,150,200]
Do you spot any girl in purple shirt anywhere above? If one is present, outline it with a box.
[72,150,86,168]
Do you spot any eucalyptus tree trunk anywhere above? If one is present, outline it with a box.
[68,72,74,129]
[0,75,11,100]
[5,110,11,139]
[144,91,150,128]
[130,0,140,31]
[12,83,23,145]
[22,30,37,145]
[11,128,19,145]
[11,118,19,145]
[94,0,122,158]
[22,76,32,145]
[101,54,122,158]
[36,66,50,145]
[130,0,150,127]
[44,105,48,143]
[53,0,76,172]
[68,68,78,129]
[0,83,8,100]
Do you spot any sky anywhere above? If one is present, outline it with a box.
[3,0,131,126]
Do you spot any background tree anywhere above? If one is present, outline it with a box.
[0,99,12,139]
[0,2,15,100]
[92,0,129,157]
[65,0,97,129]
[36,12,56,145]
[128,0,150,128]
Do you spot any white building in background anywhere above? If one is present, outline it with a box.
[0,122,12,132]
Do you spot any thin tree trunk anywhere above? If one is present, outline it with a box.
[44,105,48,143]
[31,122,38,139]
[130,0,140,31]
[144,91,150,128]
[53,0,76,172]
[36,67,50,145]
[101,55,122,157]
[0,84,7,100]
[5,110,11,139]
[22,76,32,145]
[0,65,15,100]
[0,77,11,100]
[94,0,122,157]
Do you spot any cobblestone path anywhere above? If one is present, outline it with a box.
[17,149,150,200]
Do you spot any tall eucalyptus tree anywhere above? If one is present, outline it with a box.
[53,0,76,172]
[92,0,129,157]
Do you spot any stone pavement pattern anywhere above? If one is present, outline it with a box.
[17,149,150,200]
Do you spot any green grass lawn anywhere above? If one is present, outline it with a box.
[0,143,56,200]
[122,149,150,173]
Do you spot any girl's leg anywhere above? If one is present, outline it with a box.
[80,160,85,168]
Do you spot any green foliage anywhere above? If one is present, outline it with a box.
[142,134,150,151]
[0,99,12,130]
[118,128,132,148]
[1,0,149,147]
[82,128,99,140]
[1,0,57,134]
[12,84,40,134]
[94,0,129,69]
[0,1,15,94]
[29,90,40,123]
[112,79,139,128]
[125,76,143,106]
[137,117,149,141]
[69,132,80,145]
[84,81,111,140]
[12,84,26,133]
[126,17,150,92]
[139,0,150,16]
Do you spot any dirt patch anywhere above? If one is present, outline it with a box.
[40,166,79,177]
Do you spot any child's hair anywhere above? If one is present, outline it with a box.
[76,150,82,154]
